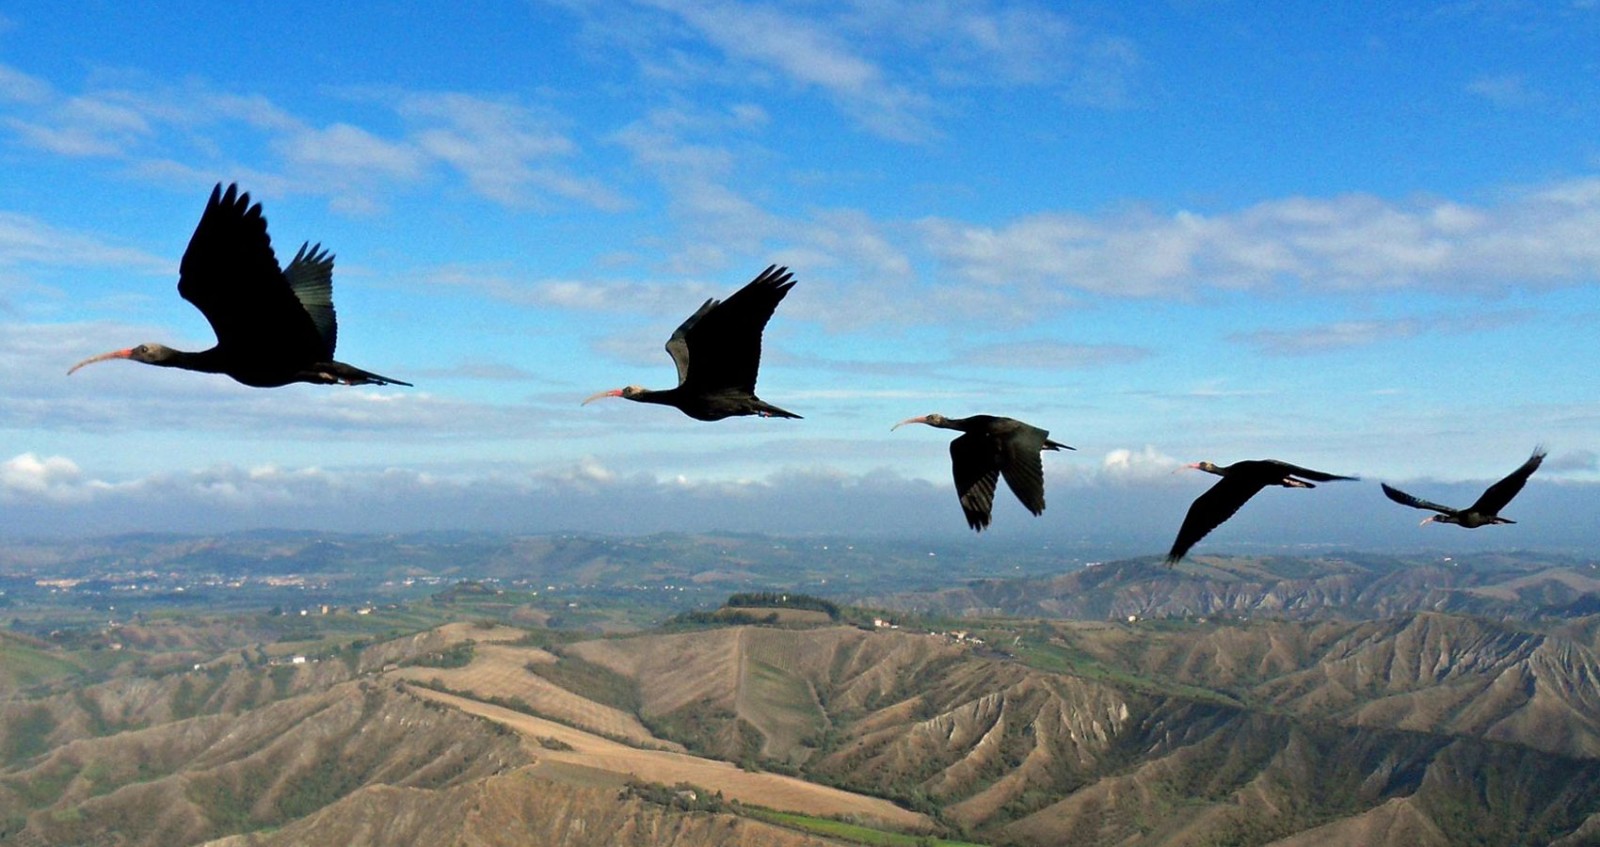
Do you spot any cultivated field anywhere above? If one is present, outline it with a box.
[387,642,669,747]
[409,686,931,831]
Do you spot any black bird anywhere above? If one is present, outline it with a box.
[68,183,409,388]
[1381,447,1546,528]
[1166,459,1357,565]
[583,265,800,421]
[893,413,1073,531]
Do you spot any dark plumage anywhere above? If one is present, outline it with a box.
[1382,447,1546,528]
[1166,459,1357,565]
[583,265,800,421]
[893,413,1073,531]
[67,183,408,388]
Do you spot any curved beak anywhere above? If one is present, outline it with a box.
[1419,515,1437,526]
[891,415,929,431]
[67,348,133,375]
[581,388,623,406]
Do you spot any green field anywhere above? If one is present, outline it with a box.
[745,807,987,847]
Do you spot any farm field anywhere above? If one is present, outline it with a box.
[409,686,932,831]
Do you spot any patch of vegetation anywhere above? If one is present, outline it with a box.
[186,774,261,833]
[268,664,298,698]
[404,640,476,669]
[6,759,78,808]
[743,808,984,847]
[673,609,782,627]
[2,704,56,765]
[726,592,841,620]
[639,697,740,758]
[525,654,642,713]
[622,779,729,813]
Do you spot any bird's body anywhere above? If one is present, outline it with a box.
[1382,448,1546,528]
[68,183,408,388]
[584,265,799,421]
[1166,459,1357,565]
[894,413,1072,531]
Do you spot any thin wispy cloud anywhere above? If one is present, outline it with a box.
[966,341,1151,369]
[923,183,1600,298]
[0,72,620,212]
[0,215,168,272]
[1231,310,1536,355]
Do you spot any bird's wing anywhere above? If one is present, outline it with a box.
[950,432,1001,531]
[177,184,325,362]
[1468,448,1546,516]
[1166,474,1268,564]
[1264,460,1358,483]
[671,265,795,393]
[1380,483,1456,516]
[665,298,716,387]
[283,242,338,358]
[998,423,1051,516]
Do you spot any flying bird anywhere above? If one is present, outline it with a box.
[893,414,1073,532]
[583,265,800,421]
[1381,447,1546,528]
[1166,459,1357,565]
[68,184,408,388]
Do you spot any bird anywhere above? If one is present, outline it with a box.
[68,183,409,388]
[582,264,800,421]
[892,414,1073,532]
[1381,447,1546,528]
[1166,459,1357,565]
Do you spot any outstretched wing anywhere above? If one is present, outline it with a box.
[665,265,795,393]
[283,242,338,358]
[1380,483,1456,516]
[1166,474,1269,565]
[1468,448,1546,516]
[997,422,1053,517]
[950,432,1002,532]
[177,184,325,364]
[1264,460,1359,483]
[665,298,716,387]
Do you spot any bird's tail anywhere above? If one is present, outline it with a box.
[754,400,802,419]
[308,362,413,387]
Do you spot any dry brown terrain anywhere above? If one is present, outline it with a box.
[200,768,852,847]
[388,643,670,747]
[409,686,930,831]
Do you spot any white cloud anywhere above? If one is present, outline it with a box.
[966,341,1150,369]
[0,68,621,212]
[0,453,109,503]
[396,92,623,210]
[0,215,168,272]
[0,63,52,104]
[555,0,1139,139]
[1232,310,1535,355]
[1467,73,1544,108]
[923,180,1600,298]
[1099,446,1182,483]
[276,122,426,180]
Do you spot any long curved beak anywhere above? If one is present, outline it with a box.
[581,388,623,406]
[67,348,133,375]
[1419,515,1437,526]
[891,415,929,431]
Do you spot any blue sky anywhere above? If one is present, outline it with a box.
[2,2,1598,551]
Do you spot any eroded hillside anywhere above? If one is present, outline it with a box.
[8,597,1600,846]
